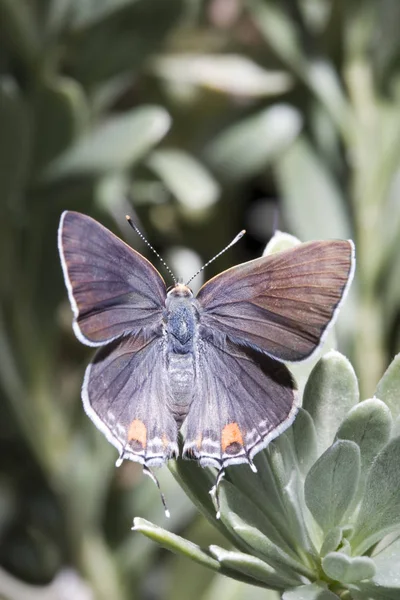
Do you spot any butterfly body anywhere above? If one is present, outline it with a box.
[58,211,355,475]
[164,285,199,422]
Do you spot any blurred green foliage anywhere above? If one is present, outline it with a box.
[0,1,400,599]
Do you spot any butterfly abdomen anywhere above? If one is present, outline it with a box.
[165,288,199,423]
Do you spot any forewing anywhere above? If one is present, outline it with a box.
[182,335,298,469]
[58,211,167,346]
[83,332,178,467]
[197,240,354,362]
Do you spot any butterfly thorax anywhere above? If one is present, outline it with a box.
[164,285,199,422]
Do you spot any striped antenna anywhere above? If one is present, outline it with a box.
[186,229,246,286]
[126,216,177,285]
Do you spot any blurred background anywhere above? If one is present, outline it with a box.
[0,0,400,599]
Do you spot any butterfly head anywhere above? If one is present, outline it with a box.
[167,283,193,298]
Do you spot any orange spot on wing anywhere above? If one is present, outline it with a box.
[221,423,244,453]
[128,419,147,448]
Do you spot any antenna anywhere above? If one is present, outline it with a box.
[126,216,177,285]
[186,229,246,286]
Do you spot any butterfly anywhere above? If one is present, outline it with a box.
[58,211,354,513]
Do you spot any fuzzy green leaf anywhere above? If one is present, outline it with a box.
[375,353,400,420]
[352,437,400,555]
[46,106,170,178]
[372,535,400,588]
[217,480,314,580]
[207,104,302,182]
[303,351,359,454]
[69,0,184,84]
[133,517,221,572]
[33,76,88,172]
[336,398,392,500]
[209,545,301,589]
[291,408,318,476]
[151,54,292,98]
[319,527,343,558]
[304,440,360,533]
[147,149,220,214]
[0,78,31,209]
[263,231,301,255]
[283,583,340,600]
[322,552,376,583]
[275,136,351,241]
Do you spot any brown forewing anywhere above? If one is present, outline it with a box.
[59,211,166,345]
[196,240,354,362]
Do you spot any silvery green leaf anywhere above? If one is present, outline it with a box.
[147,149,220,215]
[275,136,351,241]
[304,440,360,533]
[283,583,340,600]
[217,480,314,580]
[226,460,292,550]
[322,552,376,583]
[151,54,292,98]
[350,583,400,600]
[209,546,301,589]
[352,437,400,555]
[372,534,400,588]
[46,106,170,179]
[303,351,359,454]
[375,353,400,420]
[263,231,301,255]
[69,0,135,29]
[203,575,280,600]
[169,460,238,546]
[0,0,40,69]
[336,398,392,499]
[0,77,31,208]
[132,517,220,572]
[319,527,343,557]
[69,0,184,84]
[268,434,318,556]
[249,1,349,129]
[291,408,318,476]
[207,105,302,182]
[33,76,88,172]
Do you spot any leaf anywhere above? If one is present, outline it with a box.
[372,535,400,588]
[69,0,136,29]
[352,437,400,555]
[322,552,376,584]
[69,0,185,84]
[319,527,343,558]
[283,583,340,600]
[132,517,221,572]
[147,149,220,215]
[32,76,88,172]
[304,440,361,533]
[303,351,359,454]
[249,0,349,129]
[168,459,239,547]
[209,545,300,589]
[0,0,40,69]
[46,106,171,179]
[291,408,318,476]
[0,77,31,210]
[263,231,301,255]
[268,434,318,555]
[207,105,302,182]
[274,136,351,241]
[336,398,392,498]
[375,353,400,420]
[217,480,313,580]
[151,54,292,98]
